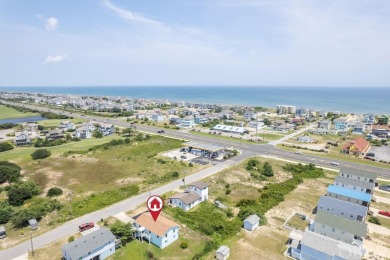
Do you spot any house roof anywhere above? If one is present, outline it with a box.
[315,211,367,237]
[169,191,201,205]
[327,185,372,202]
[244,214,260,225]
[301,230,363,260]
[342,137,369,153]
[185,141,223,152]
[339,166,378,180]
[133,212,179,237]
[62,228,115,260]
[317,196,368,220]
[189,181,208,189]
[334,176,375,190]
[216,245,230,256]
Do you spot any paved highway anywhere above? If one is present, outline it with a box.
[0,101,389,259]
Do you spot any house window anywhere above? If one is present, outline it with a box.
[173,229,176,233]
[165,234,167,238]
[332,228,335,232]
[157,235,159,238]
[358,177,360,180]
[341,212,344,215]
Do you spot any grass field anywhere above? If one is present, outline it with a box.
[109,224,208,260]
[256,132,285,141]
[0,105,38,119]
[38,118,87,128]
[286,215,308,231]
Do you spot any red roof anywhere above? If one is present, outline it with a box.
[342,137,369,153]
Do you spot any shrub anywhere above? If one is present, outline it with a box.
[7,181,42,206]
[368,217,381,225]
[0,161,21,184]
[180,241,188,249]
[68,236,75,243]
[47,187,63,197]
[225,188,231,195]
[0,201,14,224]
[31,149,51,160]
[110,220,134,244]
[261,162,274,177]
[92,130,103,138]
[0,142,14,152]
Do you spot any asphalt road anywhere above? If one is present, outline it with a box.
[1,101,390,259]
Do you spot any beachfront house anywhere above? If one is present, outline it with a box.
[295,108,308,117]
[133,212,179,249]
[363,114,375,125]
[352,122,366,135]
[243,110,256,121]
[75,127,92,139]
[243,214,260,232]
[377,115,389,125]
[62,228,116,260]
[216,246,230,260]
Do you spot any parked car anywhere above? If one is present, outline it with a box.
[294,151,302,155]
[330,162,339,166]
[79,222,94,232]
[379,185,390,192]
[378,211,390,217]
[180,155,187,159]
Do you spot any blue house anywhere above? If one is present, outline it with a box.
[195,117,208,124]
[62,228,116,260]
[133,212,179,249]
[327,185,372,207]
[333,117,348,130]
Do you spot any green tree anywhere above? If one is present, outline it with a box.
[0,163,21,184]
[47,187,63,197]
[31,149,51,160]
[261,162,274,177]
[11,208,41,228]
[0,201,13,224]
[0,142,14,152]
[8,181,42,206]
[93,130,103,138]
[110,220,134,244]
[122,128,134,136]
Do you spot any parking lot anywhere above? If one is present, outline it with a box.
[369,146,390,162]
[162,149,199,162]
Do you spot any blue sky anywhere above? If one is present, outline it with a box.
[0,0,389,87]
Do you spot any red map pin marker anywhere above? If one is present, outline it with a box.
[147,195,164,222]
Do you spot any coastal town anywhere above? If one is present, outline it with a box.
[0,90,389,260]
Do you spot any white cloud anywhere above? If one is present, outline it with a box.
[43,53,69,64]
[102,0,162,26]
[37,14,59,32]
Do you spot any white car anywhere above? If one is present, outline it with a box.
[294,151,302,155]
[330,162,339,166]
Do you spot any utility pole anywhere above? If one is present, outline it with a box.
[30,234,34,257]
[68,192,72,216]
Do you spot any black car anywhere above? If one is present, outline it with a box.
[379,185,390,192]
[157,130,165,133]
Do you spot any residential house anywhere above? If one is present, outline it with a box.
[326,185,372,207]
[296,135,316,143]
[317,196,367,222]
[333,117,349,131]
[75,127,92,139]
[213,124,247,134]
[276,105,296,115]
[248,121,264,129]
[243,110,256,121]
[318,120,331,130]
[216,246,230,260]
[317,110,328,118]
[243,214,260,231]
[352,122,366,135]
[62,228,116,260]
[195,117,208,124]
[310,128,328,135]
[295,108,308,117]
[46,129,64,141]
[151,114,165,122]
[377,115,389,125]
[310,211,367,243]
[24,122,38,131]
[363,114,375,125]
[339,166,377,185]
[98,124,114,136]
[334,176,375,194]
[133,212,179,249]
[59,121,74,131]
[82,122,96,132]
[291,118,305,126]
[187,182,208,201]
[291,230,364,260]
[275,124,294,132]
[341,137,370,156]
[14,131,31,145]
[169,182,208,211]
[371,124,390,138]
[179,117,195,128]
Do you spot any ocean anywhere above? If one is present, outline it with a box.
[0,86,389,115]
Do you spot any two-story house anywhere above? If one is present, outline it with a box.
[62,228,116,260]
[133,212,179,249]
[317,196,368,222]
[75,127,92,139]
[318,120,331,130]
[326,185,372,207]
[333,117,348,131]
[168,182,208,211]
[46,129,64,141]
[98,123,114,136]
[59,121,74,131]
[14,130,31,146]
